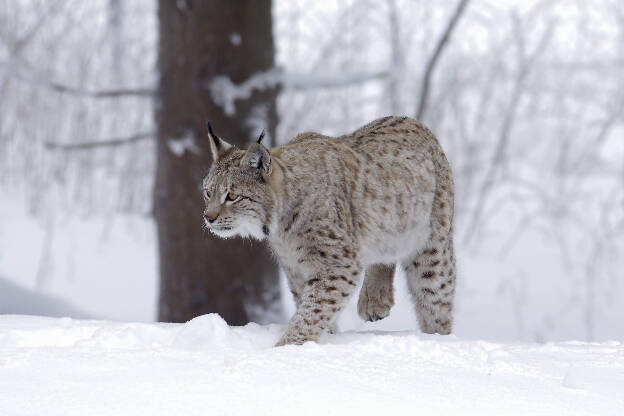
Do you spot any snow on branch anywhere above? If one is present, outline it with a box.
[210,68,388,116]
[44,132,154,151]
[0,61,155,98]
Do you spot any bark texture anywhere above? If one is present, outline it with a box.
[154,0,279,324]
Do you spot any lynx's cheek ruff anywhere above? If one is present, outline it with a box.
[205,217,265,241]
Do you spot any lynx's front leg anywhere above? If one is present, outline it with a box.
[276,263,362,346]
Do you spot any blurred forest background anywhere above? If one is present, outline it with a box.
[0,0,622,342]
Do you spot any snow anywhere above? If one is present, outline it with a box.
[167,130,201,157]
[209,69,387,116]
[229,32,242,46]
[0,314,622,416]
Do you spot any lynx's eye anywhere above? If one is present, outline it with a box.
[225,191,240,203]
[203,189,211,200]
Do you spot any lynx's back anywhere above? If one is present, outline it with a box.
[271,116,453,265]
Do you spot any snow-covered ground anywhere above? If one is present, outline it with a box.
[1,314,622,416]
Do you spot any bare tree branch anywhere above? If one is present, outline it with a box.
[387,0,402,114]
[0,61,155,98]
[41,80,154,99]
[44,132,154,151]
[11,0,65,55]
[415,0,471,120]
[462,13,556,246]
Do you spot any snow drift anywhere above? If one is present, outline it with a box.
[0,314,622,415]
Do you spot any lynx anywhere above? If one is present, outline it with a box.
[201,116,456,346]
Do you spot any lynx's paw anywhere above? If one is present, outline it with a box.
[275,325,319,346]
[357,285,394,322]
[275,334,305,347]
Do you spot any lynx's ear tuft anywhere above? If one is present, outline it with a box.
[256,129,266,144]
[206,120,232,161]
[241,142,271,178]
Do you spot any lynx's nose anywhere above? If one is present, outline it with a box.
[203,210,218,223]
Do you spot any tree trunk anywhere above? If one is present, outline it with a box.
[154,0,279,324]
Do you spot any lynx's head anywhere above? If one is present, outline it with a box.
[201,123,278,241]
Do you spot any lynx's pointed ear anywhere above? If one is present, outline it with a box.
[241,142,272,178]
[206,121,232,161]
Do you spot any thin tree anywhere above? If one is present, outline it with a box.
[415,0,470,121]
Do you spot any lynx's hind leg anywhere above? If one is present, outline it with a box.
[357,264,395,322]
[403,240,455,334]
[402,141,457,334]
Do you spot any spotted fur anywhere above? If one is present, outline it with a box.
[202,116,456,345]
